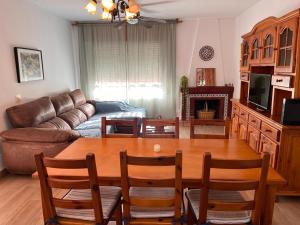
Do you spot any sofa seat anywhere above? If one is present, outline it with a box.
[74,110,146,137]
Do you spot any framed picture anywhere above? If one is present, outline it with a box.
[196,68,216,86]
[14,47,44,83]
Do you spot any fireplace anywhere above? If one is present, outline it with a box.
[181,86,234,120]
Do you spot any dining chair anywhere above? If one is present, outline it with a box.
[35,153,122,225]
[186,152,270,225]
[190,118,230,139]
[101,117,138,138]
[120,150,184,225]
[142,117,180,138]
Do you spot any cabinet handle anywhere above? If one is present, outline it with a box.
[265,129,272,133]
[251,120,256,123]
[276,79,283,82]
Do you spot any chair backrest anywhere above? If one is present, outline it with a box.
[198,152,270,225]
[190,118,230,139]
[142,117,179,138]
[35,153,104,224]
[120,150,183,223]
[101,117,138,138]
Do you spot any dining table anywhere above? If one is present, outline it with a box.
[33,137,286,225]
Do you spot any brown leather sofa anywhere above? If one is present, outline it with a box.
[0,89,95,174]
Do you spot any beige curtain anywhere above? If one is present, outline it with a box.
[78,23,176,118]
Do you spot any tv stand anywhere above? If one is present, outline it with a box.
[234,9,300,196]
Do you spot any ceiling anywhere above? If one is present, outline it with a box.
[26,0,261,21]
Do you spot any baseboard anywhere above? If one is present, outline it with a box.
[0,168,8,178]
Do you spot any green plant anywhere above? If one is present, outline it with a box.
[180,75,189,89]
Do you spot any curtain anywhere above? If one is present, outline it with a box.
[78,23,176,118]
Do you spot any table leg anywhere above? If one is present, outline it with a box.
[261,185,277,225]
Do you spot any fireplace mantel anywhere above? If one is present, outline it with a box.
[181,86,234,120]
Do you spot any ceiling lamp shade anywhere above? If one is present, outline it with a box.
[128,0,140,14]
[84,0,97,15]
[101,0,115,11]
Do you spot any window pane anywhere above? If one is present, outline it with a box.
[280,29,287,47]
[285,48,292,66]
[279,49,285,66]
[287,29,293,46]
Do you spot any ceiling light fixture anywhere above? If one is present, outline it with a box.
[85,0,140,24]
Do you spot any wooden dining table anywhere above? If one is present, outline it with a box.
[34,137,285,225]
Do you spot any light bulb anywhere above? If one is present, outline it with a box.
[101,0,115,10]
[125,9,136,20]
[128,0,140,14]
[84,0,97,14]
[102,9,112,20]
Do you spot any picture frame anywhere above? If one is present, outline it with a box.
[14,47,44,83]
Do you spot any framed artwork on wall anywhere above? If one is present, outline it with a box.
[196,68,216,86]
[14,47,44,83]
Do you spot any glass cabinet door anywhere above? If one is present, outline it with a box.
[275,18,298,73]
[250,35,261,64]
[261,26,276,64]
[240,39,249,71]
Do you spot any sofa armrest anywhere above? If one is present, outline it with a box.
[0,128,80,143]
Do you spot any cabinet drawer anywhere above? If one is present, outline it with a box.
[261,122,280,141]
[272,75,292,88]
[239,109,249,121]
[232,104,240,115]
[247,125,260,152]
[259,134,279,168]
[240,73,249,81]
[248,114,261,129]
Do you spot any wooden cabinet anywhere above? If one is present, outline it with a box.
[247,125,260,152]
[231,100,300,196]
[238,119,248,140]
[249,34,261,64]
[275,17,298,73]
[261,26,277,64]
[231,114,239,139]
[259,134,279,169]
[240,39,250,72]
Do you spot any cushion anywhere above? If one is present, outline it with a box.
[51,93,74,115]
[36,117,71,130]
[6,97,56,128]
[186,189,252,224]
[56,186,121,221]
[77,103,96,118]
[69,89,86,107]
[59,109,87,129]
[0,128,80,143]
[129,187,178,218]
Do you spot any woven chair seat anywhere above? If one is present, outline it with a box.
[129,187,183,218]
[56,186,121,221]
[186,189,252,224]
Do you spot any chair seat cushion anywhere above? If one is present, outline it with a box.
[129,187,183,219]
[56,186,121,221]
[186,189,252,224]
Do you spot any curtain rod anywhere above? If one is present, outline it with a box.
[72,19,182,26]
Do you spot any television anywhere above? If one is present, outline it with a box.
[248,73,272,110]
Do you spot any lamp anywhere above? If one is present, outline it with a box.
[84,0,97,15]
[128,0,140,14]
[101,0,115,11]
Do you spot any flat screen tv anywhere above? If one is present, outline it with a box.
[248,73,272,110]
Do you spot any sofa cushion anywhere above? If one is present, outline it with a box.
[59,109,87,129]
[51,93,74,115]
[70,89,86,107]
[0,128,80,143]
[36,117,71,130]
[77,103,95,119]
[6,97,56,128]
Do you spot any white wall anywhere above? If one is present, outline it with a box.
[232,0,300,98]
[0,0,75,170]
[176,18,236,115]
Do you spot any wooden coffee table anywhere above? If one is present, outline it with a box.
[35,138,285,225]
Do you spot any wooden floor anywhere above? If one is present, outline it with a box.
[0,125,300,225]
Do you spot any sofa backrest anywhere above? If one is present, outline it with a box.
[6,89,96,129]
[6,97,56,128]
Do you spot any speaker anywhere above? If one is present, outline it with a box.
[281,98,300,125]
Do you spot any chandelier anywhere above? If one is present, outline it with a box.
[85,0,141,24]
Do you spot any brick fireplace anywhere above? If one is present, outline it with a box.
[181,86,234,120]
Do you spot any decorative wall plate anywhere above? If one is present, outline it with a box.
[199,45,214,61]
